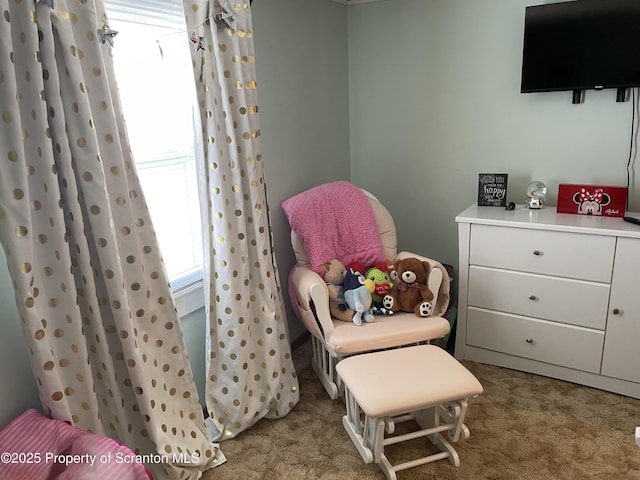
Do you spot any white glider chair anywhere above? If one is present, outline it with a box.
[283,182,451,399]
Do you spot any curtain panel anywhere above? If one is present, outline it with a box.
[0,1,223,478]
[182,0,299,440]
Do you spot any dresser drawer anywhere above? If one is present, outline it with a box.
[467,266,610,330]
[466,307,604,373]
[469,224,615,282]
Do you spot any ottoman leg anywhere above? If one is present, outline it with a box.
[415,406,439,444]
[414,401,473,467]
[342,386,386,465]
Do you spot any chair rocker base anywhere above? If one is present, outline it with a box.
[310,335,340,399]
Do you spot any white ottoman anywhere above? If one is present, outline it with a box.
[336,345,483,480]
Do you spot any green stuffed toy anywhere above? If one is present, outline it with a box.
[365,261,395,315]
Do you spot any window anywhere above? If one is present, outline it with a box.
[105,0,204,314]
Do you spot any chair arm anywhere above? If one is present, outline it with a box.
[290,266,335,340]
[395,251,451,318]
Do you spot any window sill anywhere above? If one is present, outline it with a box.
[174,280,205,318]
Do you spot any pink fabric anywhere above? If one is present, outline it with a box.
[282,181,386,275]
[0,409,152,479]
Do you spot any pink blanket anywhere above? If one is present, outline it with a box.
[0,409,152,479]
[282,181,386,275]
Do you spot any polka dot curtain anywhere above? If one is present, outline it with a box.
[0,0,223,478]
[182,1,300,440]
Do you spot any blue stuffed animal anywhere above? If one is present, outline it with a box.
[343,267,375,326]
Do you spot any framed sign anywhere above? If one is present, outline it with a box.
[557,184,627,217]
[477,173,508,207]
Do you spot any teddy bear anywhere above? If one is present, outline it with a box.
[382,257,435,317]
[322,259,356,322]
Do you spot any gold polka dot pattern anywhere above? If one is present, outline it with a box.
[183,1,300,439]
[0,1,223,478]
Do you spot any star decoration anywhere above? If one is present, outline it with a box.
[214,12,234,29]
[98,23,119,47]
[214,0,234,28]
[191,31,205,52]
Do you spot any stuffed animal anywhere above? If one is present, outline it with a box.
[346,261,366,276]
[382,257,435,317]
[343,267,375,326]
[365,261,394,302]
[365,262,394,315]
[323,259,355,322]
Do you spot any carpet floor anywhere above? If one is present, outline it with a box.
[204,339,640,479]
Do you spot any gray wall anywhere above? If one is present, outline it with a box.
[253,0,351,342]
[348,0,639,268]
[0,248,42,428]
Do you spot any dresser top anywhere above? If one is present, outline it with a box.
[456,204,640,238]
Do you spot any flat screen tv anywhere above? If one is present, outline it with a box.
[520,0,640,95]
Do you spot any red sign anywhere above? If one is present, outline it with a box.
[556,184,627,217]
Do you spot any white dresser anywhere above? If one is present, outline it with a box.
[455,204,640,399]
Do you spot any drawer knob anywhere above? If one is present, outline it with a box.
[528,295,538,301]
[532,250,542,256]
[525,338,535,344]
[612,308,621,315]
